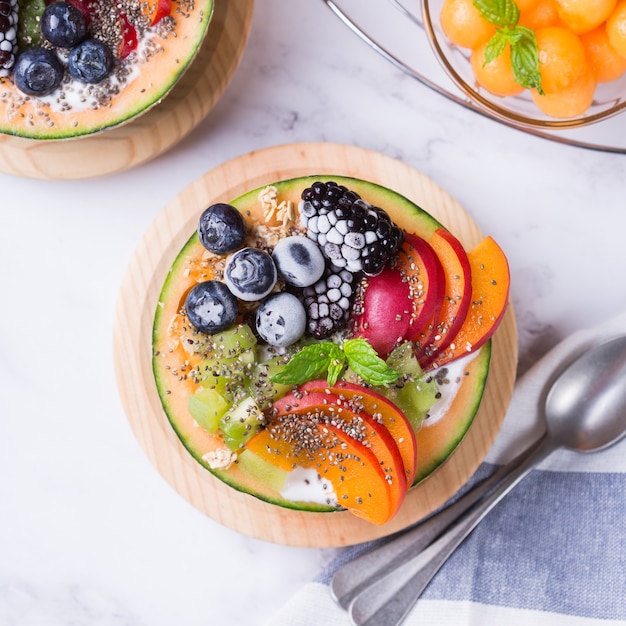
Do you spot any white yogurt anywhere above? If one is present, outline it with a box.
[421,350,480,426]
[280,467,338,507]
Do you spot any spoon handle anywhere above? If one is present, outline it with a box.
[330,436,546,609]
[349,436,557,626]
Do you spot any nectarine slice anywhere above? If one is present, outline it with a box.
[430,236,510,367]
[271,390,406,499]
[298,380,418,485]
[418,228,473,369]
[246,402,402,525]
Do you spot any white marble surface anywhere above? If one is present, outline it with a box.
[2,1,626,625]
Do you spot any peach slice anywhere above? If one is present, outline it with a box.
[429,236,510,368]
[270,391,407,498]
[298,380,418,485]
[245,419,398,525]
[418,228,473,369]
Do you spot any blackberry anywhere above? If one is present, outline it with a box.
[299,181,404,276]
[0,0,18,78]
[301,264,358,339]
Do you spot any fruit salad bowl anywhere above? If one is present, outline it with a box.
[421,0,626,130]
[0,0,214,140]
[114,143,518,547]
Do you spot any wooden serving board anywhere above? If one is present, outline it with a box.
[0,0,253,180]
[113,142,518,547]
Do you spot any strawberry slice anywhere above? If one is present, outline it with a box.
[119,11,138,58]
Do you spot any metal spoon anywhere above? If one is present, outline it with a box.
[347,335,626,626]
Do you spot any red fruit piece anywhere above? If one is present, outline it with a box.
[143,0,172,25]
[351,265,412,357]
[119,11,138,58]
[428,236,510,368]
[298,380,418,486]
[418,228,472,370]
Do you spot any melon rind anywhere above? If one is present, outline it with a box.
[152,175,491,513]
[0,0,214,140]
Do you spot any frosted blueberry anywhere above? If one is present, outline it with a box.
[256,293,306,347]
[198,203,246,254]
[271,236,325,288]
[224,247,277,301]
[185,280,238,334]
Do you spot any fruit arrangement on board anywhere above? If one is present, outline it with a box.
[440,0,626,119]
[152,176,510,525]
[0,0,213,139]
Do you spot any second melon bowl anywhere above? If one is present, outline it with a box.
[422,0,626,130]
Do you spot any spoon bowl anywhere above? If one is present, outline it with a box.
[545,335,626,452]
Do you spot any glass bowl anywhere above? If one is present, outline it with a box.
[420,0,626,130]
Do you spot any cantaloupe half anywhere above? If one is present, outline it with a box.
[1,0,214,140]
[152,176,493,516]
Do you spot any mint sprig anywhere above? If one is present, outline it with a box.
[270,338,401,387]
[473,0,543,94]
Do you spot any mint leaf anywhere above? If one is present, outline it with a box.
[484,31,507,64]
[510,27,543,93]
[327,356,346,386]
[270,339,401,388]
[270,343,336,386]
[473,0,543,94]
[342,339,401,386]
[473,0,519,27]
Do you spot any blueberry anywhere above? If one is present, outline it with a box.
[13,47,64,97]
[67,38,114,84]
[224,247,277,302]
[198,203,246,255]
[256,293,306,347]
[41,1,87,48]
[271,236,325,288]
[185,280,239,334]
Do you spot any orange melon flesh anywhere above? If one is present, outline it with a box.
[245,421,397,525]
[1,0,214,139]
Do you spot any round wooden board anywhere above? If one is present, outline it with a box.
[113,142,518,547]
[0,0,253,180]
